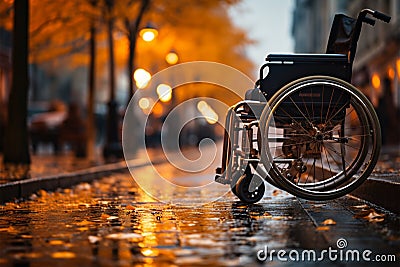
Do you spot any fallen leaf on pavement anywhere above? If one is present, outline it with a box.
[78,203,90,208]
[363,210,385,223]
[0,226,17,233]
[316,226,330,231]
[354,209,385,223]
[88,236,101,244]
[105,233,143,241]
[101,213,110,219]
[272,190,282,196]
[106,216,119,221]
[49,240,65,245]
[321,219,337,225]
[126,205,135,210]
[51,251,76,259]
[75,220,93,226]
[351,204,369,209]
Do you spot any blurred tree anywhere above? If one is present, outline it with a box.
[3,0,30,165]
[86,0,98,161]
[112,0,253,99]
[112,0,150,102]
[0,0,101,160]
[1,0,253,99]
[0,0,254,159]
[103,0,123,158]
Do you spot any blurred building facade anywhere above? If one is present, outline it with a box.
[292,0,400,144]
[292,0,348,53]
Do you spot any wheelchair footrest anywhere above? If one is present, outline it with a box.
[215,168,230,185]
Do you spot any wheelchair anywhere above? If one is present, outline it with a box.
[215,9,391,203]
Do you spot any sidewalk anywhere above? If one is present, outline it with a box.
[0,147,165,203]
[352,144,400,214]
[0,145,399,213]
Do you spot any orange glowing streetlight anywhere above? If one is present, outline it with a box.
[387,66,395,80]
[165,50,179,65]
[139,23,158,42]
[371,73,381,89]
[396,58,400,79]
[133,68,151,89]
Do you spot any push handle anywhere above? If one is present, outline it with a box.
[363,17,375,26]
[373,10,391,23]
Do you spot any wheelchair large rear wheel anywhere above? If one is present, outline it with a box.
[259,76,381,200]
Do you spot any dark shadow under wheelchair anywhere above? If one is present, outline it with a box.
[215,9,391,203]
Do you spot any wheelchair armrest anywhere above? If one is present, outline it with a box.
[266,53,348,63]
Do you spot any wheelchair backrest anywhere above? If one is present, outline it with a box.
[257,9,390,101]
[326,14,357,61]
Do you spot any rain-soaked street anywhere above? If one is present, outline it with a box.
[0,160,399,267]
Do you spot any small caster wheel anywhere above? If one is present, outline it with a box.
[235,174,265,204]
[230,171,242,197]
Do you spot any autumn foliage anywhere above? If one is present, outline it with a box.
[0,0,254,87]
[0,0,255,163]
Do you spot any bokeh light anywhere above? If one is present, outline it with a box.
[156,84,172,102]
[165,51,179,65]
[197,100,218,124]
[134,68,151,89]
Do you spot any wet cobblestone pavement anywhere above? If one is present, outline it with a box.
[0,163,399,266]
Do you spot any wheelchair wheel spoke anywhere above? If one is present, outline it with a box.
[301,95,312,124]
[258,77,380,200]
[324,86,335,125]
[322,98,348,127]
[289,96,314,128]
[324,89,346,122]
[323,143,335,180]
[276,106,311,136]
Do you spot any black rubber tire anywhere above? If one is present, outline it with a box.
[235,174,265,204]
[259,76,381,200]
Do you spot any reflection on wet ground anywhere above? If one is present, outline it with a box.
[0,147,163,184]
[0,154,101,183]
[0,166,399,266]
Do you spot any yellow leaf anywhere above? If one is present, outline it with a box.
[75,220,93,226]
[316,226,330,231]
[0,226,17,233]
[363,210,385,223]
[78,203,90,208]
[49,240,65,245]
[126,205,135,210]
[101,213,110,219]
[51,251,76,259]
[321,219,336,225]
[105,233,143,241]
[38,190,47,197]
[88,236,101,244]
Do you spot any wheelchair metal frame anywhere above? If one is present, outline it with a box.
[215,9,391,203]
